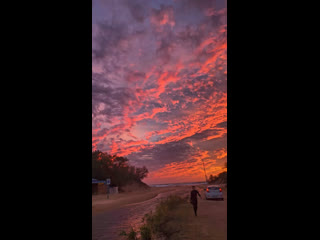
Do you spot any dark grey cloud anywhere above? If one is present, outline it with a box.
[92,81,137,120]
[196,133,227,152]
[215,121,227,129]
[128,126,226,170]
[128,141,196,170]
[92,22,129,60]
[156,37,174,64]
[92,72,112,85]
[177,0,226,11]
[184,129,225,141]
[176,25,205,50]
[124,0,149,22]
[183,0,215,10]
[126,70,146,82]
[96,128,109,137]
[93,20,146,64]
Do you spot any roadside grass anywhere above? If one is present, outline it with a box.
[119,194,208,240]
[119,186,227,240]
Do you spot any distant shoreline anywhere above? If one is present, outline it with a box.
[148,181,207,187]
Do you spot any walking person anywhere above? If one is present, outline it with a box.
[190,186,201,216]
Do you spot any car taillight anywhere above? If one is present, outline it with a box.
[206,188,209,192]
[219,188,222,192]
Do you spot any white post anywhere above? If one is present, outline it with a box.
[106,178,111,199]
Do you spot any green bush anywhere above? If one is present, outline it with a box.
[140,225,152,240]
[143,195,184,239]
[120,195,185,240]
[119,227,138,240]
[92,150,149,190]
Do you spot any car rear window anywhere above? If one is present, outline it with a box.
[208,187,220,190]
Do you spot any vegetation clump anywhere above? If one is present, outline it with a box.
[208,171,227,185]
[92,150,149,192]
[120,195,186,240]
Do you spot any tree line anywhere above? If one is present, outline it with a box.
[92,150,149,189]
[208,171,227,184]
[208,162,227,184]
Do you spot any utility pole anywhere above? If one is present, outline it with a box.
[201,159,208,183]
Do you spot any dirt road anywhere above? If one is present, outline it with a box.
[187,188,227,240]
[171,186,227,240]
[92,186,227,240]
[92,187,189,240]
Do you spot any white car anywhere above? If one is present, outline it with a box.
[204,185,224,200]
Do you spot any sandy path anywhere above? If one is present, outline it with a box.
[197,189,227,239]
[92,187,177,216]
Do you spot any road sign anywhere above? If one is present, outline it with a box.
[106,178,111,185]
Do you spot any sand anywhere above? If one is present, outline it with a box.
[92,186,178,216]
[176,186,227,240]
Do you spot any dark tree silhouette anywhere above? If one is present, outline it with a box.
[208,171,227,184]
[92,150,149,190]
[135,166,149,180]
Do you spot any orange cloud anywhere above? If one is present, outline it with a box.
[144,148,225,184]
[92,2,227,183]
[213,148,227,159]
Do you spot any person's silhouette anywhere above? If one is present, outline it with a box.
[190,186,201,216]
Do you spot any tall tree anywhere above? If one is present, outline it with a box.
[135,166,149,180]
[92,151,149,188]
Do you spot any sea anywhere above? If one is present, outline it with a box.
[149,181,207,188]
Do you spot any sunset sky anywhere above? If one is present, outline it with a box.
[92,0,227,184]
